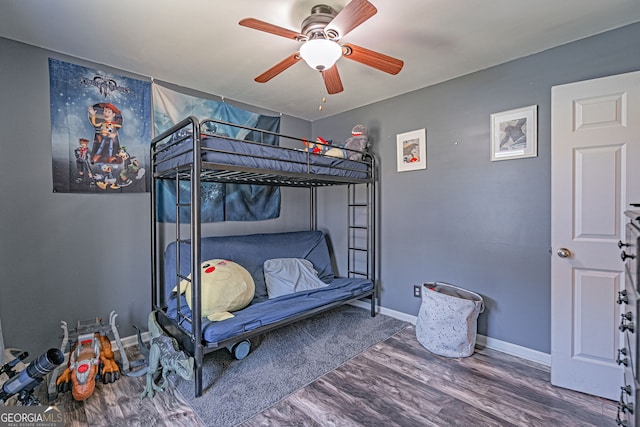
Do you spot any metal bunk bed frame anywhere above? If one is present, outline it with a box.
[150,116,377,397]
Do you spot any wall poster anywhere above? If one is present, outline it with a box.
[49,58,151,193]
[152,83,281,223]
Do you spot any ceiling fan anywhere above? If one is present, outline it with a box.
[239,0,404,95]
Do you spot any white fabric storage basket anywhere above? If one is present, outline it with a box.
[416,282,484,358]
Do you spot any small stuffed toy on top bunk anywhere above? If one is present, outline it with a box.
[302,125,369,160]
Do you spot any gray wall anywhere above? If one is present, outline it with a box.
[2,22,640,358]
[313,22,640,353]
[0,37,311,356]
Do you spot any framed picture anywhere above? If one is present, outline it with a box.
[397,128,426,172]
[490,105,537,161]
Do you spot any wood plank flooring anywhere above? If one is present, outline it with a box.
[3,326,616,426]
[242,326,616,427]
[2,346,205,427]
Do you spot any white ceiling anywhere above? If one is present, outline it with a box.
[2,0,640,120]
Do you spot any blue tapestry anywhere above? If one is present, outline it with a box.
[152,84,281,223]
[49,58,151,193]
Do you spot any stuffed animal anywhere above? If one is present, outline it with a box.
[174,259,255,321]
[343,125,369,160]
[310,136,347,158]
[303,136,332,155]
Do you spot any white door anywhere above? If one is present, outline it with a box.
[551,70,640,400]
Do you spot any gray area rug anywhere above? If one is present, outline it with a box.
[171,304,409,427]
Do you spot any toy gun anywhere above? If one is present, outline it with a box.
[0,348,64,406]
[0,351,28,379]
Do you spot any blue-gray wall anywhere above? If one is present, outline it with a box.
[313,22,640,353]
[0,37,311,356]
[1,22,639,358]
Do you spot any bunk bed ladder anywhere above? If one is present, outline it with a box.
[347,182,376,316]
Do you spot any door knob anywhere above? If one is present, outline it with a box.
[556,248,571,258]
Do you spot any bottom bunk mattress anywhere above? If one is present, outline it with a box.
[165,277,373,345]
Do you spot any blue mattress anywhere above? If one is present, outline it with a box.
[155,134,370,180]
[166,277,373,345]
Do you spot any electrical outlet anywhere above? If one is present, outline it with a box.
[413,284,421,298]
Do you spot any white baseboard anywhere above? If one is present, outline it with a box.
[121,303,551,368]
[350,300,418,324]
[475,334,551,366]
[116,331,150,349]
[349,300,551,367]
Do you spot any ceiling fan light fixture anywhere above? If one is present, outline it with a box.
[299,39,342,71]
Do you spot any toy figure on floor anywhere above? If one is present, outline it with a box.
[88,103,122,163]
[52,312,127,401]
[140,311,194,399]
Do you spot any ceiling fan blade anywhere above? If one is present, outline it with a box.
[239,18,304,41]
[342,43,404,75]
[326,0,377,38]
[255,53,301,83]
[321,66,344,95]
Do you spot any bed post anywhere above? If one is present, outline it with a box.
[191,118,204,398]
[310,187,317,230]
[373,156,378,317]
[150,135,158,310]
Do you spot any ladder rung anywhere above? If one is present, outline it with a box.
[348,270,368,277]
[349,203,367,207]
[348,247,368,252]
[349,226,367,230]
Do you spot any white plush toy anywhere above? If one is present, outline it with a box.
[174,259,255,322]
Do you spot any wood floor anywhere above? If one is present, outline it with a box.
[3,345,205,427]
[4,326,616,426]
[242,326,616,427]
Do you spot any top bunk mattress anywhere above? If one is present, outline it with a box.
[154,134,371,180]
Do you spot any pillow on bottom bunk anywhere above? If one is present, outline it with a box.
[174,259,255,321]
[264,258,328,299]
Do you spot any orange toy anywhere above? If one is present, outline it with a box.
[55,332,120,401]
[53,314,125,401]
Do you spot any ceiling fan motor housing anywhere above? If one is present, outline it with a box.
[239,0,403,94]
[301,4,339,39]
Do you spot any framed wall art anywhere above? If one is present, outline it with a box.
[490,105,537,161]
[396,128,426,172]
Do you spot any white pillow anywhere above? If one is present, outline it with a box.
[264,258,329,299]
